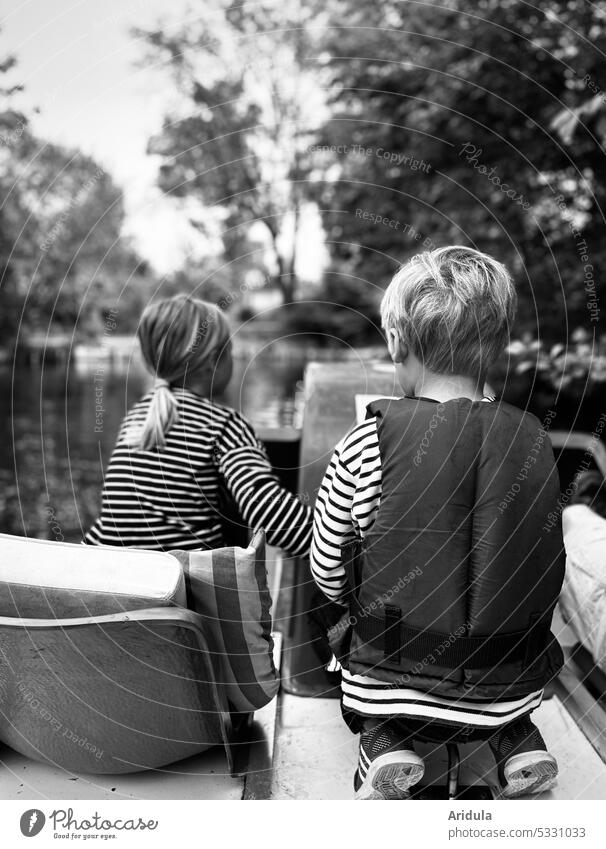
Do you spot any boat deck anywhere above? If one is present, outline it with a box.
[269,688,606,800]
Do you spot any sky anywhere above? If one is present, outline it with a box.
[2,0,226,273]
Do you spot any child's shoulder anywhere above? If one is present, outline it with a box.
[138,389,252,435]
[124,391,153,420]
[197,396,235,420]
[203,399,259,443]
[482,398,543,429]
[336,416,380,459]
[206,398,248,424]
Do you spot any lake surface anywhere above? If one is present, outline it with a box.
[0,337,317,542]
[4,330,592,545]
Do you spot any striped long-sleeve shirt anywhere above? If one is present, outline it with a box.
[310,413,544,727]
[85,388,312,556]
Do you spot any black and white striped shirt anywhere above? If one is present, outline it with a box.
[86,388,312,556]
[310,413,543,727]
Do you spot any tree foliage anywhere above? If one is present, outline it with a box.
[137,0,326,302]
[314,0,606,339]
[0,44,148,343]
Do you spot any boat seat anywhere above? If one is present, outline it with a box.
[0,534,231,774]
[560,504,606,672]
[0,607,231,774]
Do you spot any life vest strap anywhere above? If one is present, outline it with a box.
[350,599,551,669]
[342,540,552,670]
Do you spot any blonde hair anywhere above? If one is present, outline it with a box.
[381,246,517,377]
[128,295,231,451]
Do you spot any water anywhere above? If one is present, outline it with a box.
[0,338,312,542]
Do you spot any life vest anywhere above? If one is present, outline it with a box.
[343,396,565,701]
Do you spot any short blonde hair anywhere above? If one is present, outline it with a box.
[381,246,517,376]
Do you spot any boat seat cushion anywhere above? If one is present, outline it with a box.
[0,533,186,618]
[561,505,606,669]
[0,609,229,773]
[170,530,279,713]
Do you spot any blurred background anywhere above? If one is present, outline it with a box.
[1,0,605,541]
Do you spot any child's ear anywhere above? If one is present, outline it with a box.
[386,328,405,364]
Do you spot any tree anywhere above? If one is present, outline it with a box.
[0,54,150,343]
[0,31,154,345]
[2,130,149,339]
[137,0,327,303]
[314,0,606,339]
[0,44,28,340]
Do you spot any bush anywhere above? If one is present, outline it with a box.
[490,329,606,431]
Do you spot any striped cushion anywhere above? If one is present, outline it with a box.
[169,530,278,713]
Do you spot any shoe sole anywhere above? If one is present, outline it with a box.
[355,751,425,800]
[499,751,558,799]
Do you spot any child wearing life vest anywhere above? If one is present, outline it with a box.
[310,247,565,800]
[86,295,312,556]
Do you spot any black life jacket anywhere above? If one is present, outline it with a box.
[343,396,566,701]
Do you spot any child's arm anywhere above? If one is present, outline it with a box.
[310,418,382,604]
[215,411,312,557]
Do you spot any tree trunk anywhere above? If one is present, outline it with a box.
[271,234,297,304]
